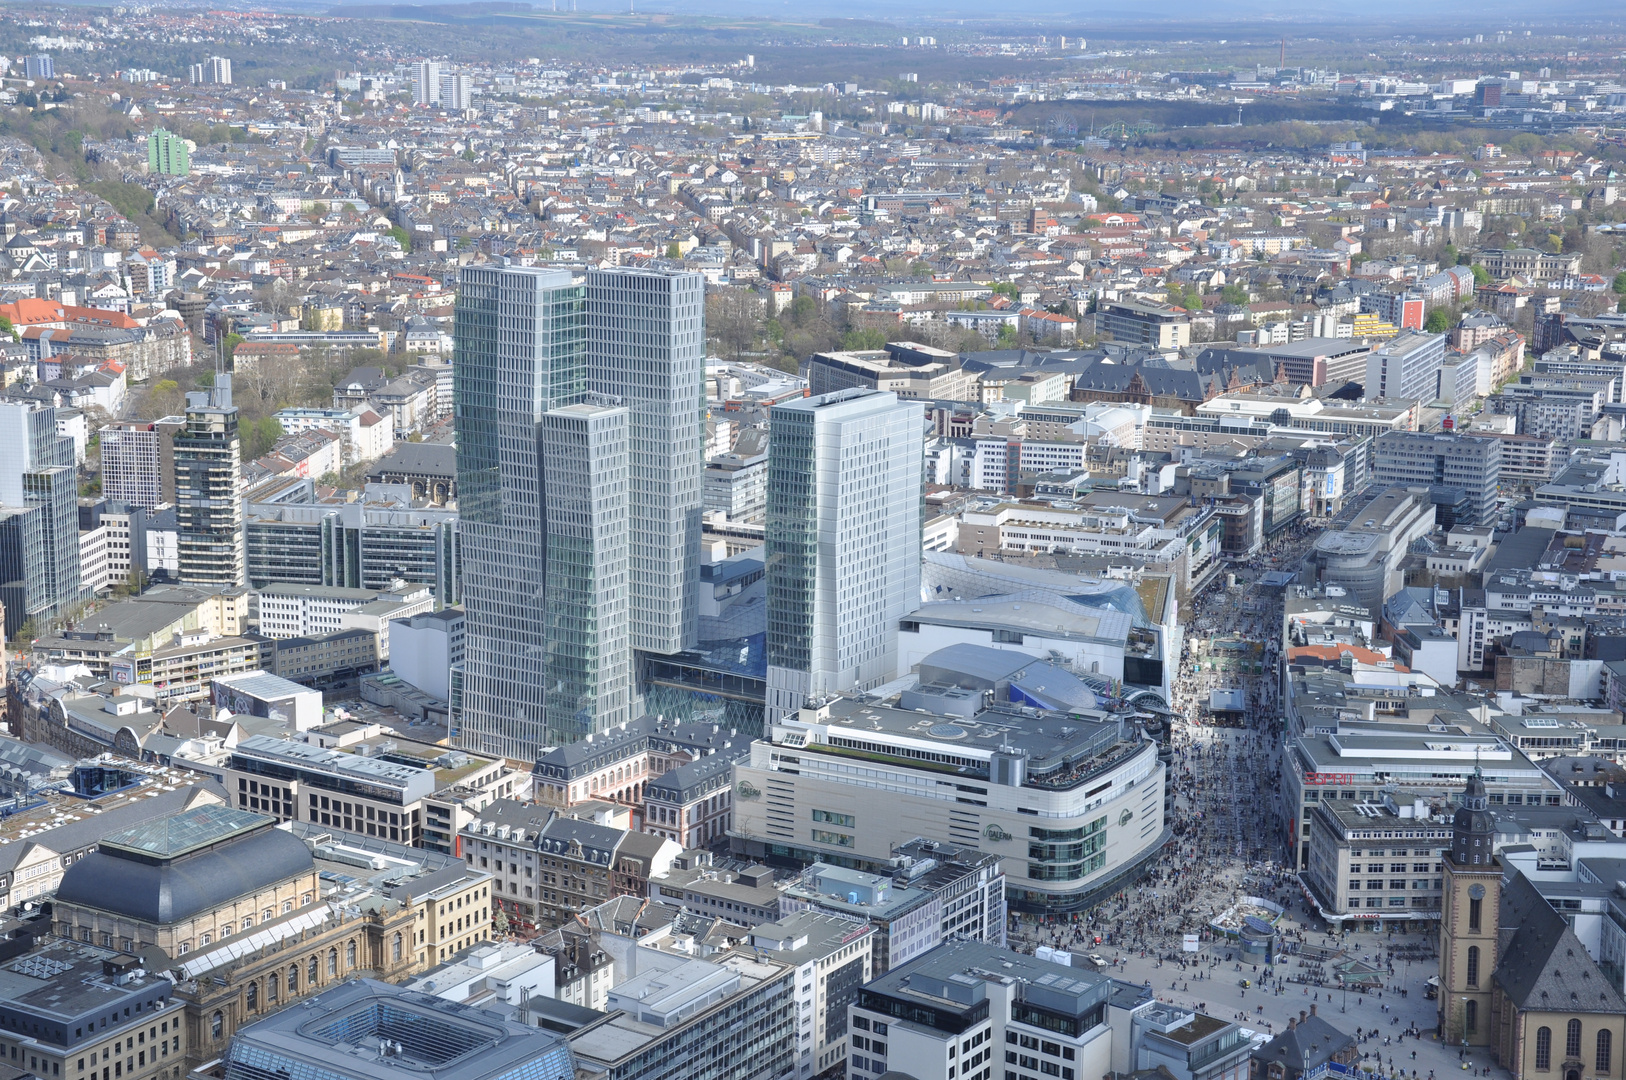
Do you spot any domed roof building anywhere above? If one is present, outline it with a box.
[53,804,319,958]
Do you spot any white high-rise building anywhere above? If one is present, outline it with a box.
[764,389,924,723]
[206,56,231,84]
[439,73,472,110]
[100,418,183,509]
[413,61,442,106]
[585,266,706,657]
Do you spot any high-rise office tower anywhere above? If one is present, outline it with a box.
[765,389,924,724]
[585,266,706,656]
[456,265,705,757]
[101,418,184,509]
[173,376,245,588]
[413,61,442,106]
[542,399,632,740]
[0,403,80,637]
[454,266,586,759]
[23,55,53,81]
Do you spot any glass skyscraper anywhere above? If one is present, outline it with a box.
[456,264,707,759]
[455,266,585,760]
[541,399,632,741]
[0,402,79,637]
[585,266,706,657]
[765,389,924,724]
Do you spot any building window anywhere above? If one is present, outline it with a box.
[1599,1031,1612,1074]
[327,948,337,976]
[1466,1000,1477,1034]
[392,933,403,963]
[245,982,257,1011]
[1569,1020,1584,1060]
[347,941,357,969]
[1537,1027,1552,1071]
[1469,897,1482,931]
[210,1013,222,1041]
[1466,946,1479,987]
[287,965,298,994]
[267,974,278,1003]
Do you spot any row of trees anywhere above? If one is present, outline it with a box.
[706,287,1078,369]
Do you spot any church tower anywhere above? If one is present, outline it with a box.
[1438,768,1501,1047]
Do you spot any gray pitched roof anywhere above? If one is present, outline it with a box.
[1250,1014,1354,1072]
[1494,873,1626,1014]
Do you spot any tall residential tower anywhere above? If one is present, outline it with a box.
[173,376,245,588]
[765,388,924,723]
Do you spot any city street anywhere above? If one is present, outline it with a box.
[1009,525,1514,1080]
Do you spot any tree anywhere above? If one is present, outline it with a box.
[243,417,284,460]
[142,379,184,418]
[666,241,683,259]
[1613,272,1626,296]
[1471,264,1491,287]
[841,328,888,351]
[1425,308,1452,334]
[387,225,411,251]
[706,289,765,361]
[0,315,15,342]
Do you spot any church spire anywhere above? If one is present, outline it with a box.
[1452,766,1496,866]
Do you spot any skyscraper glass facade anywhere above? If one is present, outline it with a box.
[0,403,81,634]
[456,265,708,758]
[455,266,586,760]
[541,400,631,742]
[585,267,706,656]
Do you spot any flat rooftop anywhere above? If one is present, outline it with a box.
[791,694,1135,790]
[223,979,573,1080]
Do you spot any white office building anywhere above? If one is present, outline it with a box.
[1363,331,1447,404]
[764,389,924,723]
